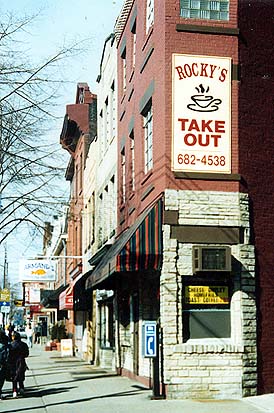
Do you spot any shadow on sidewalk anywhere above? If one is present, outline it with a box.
[3,387,150,413]
[23,386,76,398]
[25,372,119,389]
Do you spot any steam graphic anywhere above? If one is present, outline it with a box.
[187,85,222,112]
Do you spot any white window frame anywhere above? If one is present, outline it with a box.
[131,22,136,68]
[122,50,127,92]
[146,0,154,33]
[143,105,153,174]
[130,132,135,192]
[121,148,126,204]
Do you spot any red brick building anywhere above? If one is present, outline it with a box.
[86,0,274,399]
[59,83,97,340]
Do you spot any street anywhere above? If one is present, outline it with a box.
[0,343,272,413]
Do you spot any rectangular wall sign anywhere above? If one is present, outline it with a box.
[172,54,231,173]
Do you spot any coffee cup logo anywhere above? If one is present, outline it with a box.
[187,84,222,112]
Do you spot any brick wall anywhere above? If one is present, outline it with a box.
[237,1,274,393]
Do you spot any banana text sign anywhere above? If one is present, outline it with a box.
[19,260,56,282]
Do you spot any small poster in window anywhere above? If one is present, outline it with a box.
[185,285,229,305]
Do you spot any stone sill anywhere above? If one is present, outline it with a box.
[174,343,244,354]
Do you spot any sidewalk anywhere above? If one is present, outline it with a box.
[0,343,273,413]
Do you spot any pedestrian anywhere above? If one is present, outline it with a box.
[0,330,9,399]
[7,324,14,342]
[25,323,34,348]
[9,331,29,398]
[34,324,41,344]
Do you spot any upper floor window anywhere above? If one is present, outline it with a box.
[111,81,116,139]
[121,147,126,204]
[143,104,153,174]
[129,132,135,192]
[131,21,136,69]
[146,0,154,33]
[121,48,127,92]
[104,96,110,146]
[180,0,229,21]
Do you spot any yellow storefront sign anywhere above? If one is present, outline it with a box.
[185,286,229,304]
[0,288,10,302]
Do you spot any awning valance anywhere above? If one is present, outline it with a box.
[85,198,163,290]
[59,273,82,310]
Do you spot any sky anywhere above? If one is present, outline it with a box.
[0,0,124,288]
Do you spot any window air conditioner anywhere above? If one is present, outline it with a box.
[192,246,231,273]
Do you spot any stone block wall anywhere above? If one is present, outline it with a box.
[161,189,257,399]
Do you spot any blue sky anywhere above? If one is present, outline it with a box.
[0,0,124,286]
[0,0,124,106]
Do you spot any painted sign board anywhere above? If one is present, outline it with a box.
[61,338,73,357]
[185,286,229,304]
[143,321,157,357]
[0,301,10,306]
[172,54,231,173]
[20,260,56,282]
[0,289,10,302]
[1,305,10,313]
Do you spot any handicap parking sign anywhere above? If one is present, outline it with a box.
[143,321,157,357]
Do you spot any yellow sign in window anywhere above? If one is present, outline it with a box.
[185,286,229,305]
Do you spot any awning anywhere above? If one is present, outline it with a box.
[85,198,163,290]
[73,271,93,311]
[59,273,82,310]
[41,285,68,309]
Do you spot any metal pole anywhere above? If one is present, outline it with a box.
[152,323,161,399]
[3,244,8,289]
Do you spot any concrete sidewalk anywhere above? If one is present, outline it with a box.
[0,344,273,413]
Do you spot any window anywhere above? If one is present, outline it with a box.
[98,193,103,247]
[111,81,116,139]
[104,96,110,146]
[146,0,154,32]
[121,48,127,92]
[180,0,229,20]
[91,191,95,244]
[103,185,109,243]
[109,175,116,237]
[131,21,136,68]
[79,153,83,193]
[121,148,126,204]
[183,246,232,340]
[129,132,135,192]
[99,300,114,348]
[143,105,153,173]
[183,277,231,340]
[99,109,104,159]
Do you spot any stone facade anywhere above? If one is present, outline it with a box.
[161,189,257,399]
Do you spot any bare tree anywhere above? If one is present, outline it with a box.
[0,12,82,245]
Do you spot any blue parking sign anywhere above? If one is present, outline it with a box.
[143,321,157,357]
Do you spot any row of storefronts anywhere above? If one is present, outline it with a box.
[38,0,274,401]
